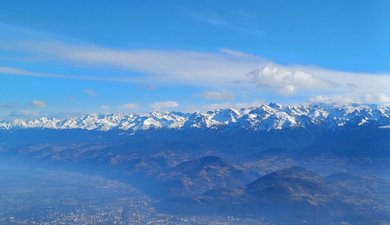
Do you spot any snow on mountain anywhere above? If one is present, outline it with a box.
[1,103,389,132]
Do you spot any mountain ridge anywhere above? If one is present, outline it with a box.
[1,103,389,132]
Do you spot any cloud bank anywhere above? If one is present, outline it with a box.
[1,24,390,105]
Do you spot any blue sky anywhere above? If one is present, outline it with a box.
[0,0,390,119]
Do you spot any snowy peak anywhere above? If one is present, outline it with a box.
[1,104,389,131]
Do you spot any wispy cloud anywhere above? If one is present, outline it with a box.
[185,9,263,37]
[0,99,48,120]
[3,100,47,119]
[309,93,390,106]
[0,103,18,110]
[201,91,234,100]
[0,65,146,84]
[3,41,262,85]
[186,10,229,26]
[30,100,47,108]
[84,89,97,97]
[1,24,390,105]
[150,101,179,111]
[119,103,139,110]
[98,105,112,110]
[199,100,265,111]
[8,109,42,119]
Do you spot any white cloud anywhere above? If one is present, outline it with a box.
[98,105,112,110]
[248,65,337,96]
[201,91,234,100]
[119,103,139,110]
[30,100,47,108]
[84,89,96,97]
[150,101,179,111]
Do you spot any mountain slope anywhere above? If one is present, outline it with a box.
[151,156,255,197]
[159,166,389,225]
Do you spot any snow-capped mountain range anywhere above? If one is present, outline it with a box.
[1,103,389,132]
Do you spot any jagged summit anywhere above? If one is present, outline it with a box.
[0,103,389,131]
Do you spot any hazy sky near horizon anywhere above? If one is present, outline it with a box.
[0,0,390,119]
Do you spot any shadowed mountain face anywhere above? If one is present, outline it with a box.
[151,156,255,197]
[244,166,326,196]
[159,166,390,225]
